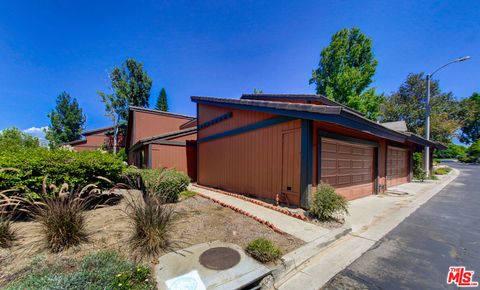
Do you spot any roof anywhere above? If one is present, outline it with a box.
[129,106,194,120]
[129,127,197,152]
[179,118,197,129]
[82,126,114,136]
[241,93,365,116]
[65,139,87,145]
[191,96,445,149]
[381,121,408,132]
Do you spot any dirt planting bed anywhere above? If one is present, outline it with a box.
[0,191,304,286]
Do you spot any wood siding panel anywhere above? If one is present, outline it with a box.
[132,111,191,146]
[151,144,188,173]
[198,105,301,205]
[198,104,275,139]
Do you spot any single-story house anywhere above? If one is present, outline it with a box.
[67,126,126,151]
[191,94,445,208]
[126,106,197,179]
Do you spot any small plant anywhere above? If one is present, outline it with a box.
[245,238,282,263]
[309,183,348,221]
[5,250,155,290]
[179,190,196,199]
[32,195,89,252]
[123,168,190,203]
[413,152,427,181]
[125,194,175,257]
[0,216,16,248]
[113,266,151,289]
[434,167,451,175]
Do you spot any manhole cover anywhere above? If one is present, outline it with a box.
[199,247,241,270]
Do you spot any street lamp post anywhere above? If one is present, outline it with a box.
[424,56,471,176]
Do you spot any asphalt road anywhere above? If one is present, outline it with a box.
[323,163,480,290]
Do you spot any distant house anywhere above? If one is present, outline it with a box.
[67,126,126,151]
[125,106,197,180]
[191,94,446,208]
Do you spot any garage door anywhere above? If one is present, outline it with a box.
[321,138,375,200]
[387,146,409,187]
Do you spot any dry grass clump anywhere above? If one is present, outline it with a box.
[125,193,175,257]
[0,216,16,248]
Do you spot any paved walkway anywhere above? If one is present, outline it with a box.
[189,185,330,243]
[277,169,460,289]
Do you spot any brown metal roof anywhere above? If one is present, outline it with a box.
[129,127,197,152]
[191,96,342,114]
[241,93,365,116]
[82,126,114,136]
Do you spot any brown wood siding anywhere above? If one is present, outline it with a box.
[387,146,409,187]
[321,138,375,200]
[72,132,107,151]
[198,103,301,205]
[151,144,189,173]
[131,111,191,146]
[198,105,275,139]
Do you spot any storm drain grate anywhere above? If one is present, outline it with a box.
[199,247,241,270]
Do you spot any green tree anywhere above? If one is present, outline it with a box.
[98,58,152,153]
[434,143,467,159]
[0,127,39,151]
[459,92,480,144]
[45,92,86,148]
[253,88,263,94]
[155,88,168,111]
[380,73,461,144]
[467,139,480,158]
[310,27,381,119]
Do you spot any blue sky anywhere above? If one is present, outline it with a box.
[0,1,478,140]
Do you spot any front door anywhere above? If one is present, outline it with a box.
[281,129,301,205]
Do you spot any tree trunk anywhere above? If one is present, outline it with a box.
[113,115,119,154]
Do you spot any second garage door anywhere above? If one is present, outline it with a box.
[387,146,409,187]
[321,138,375,200]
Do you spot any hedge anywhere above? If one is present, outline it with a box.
[0,147,126,196]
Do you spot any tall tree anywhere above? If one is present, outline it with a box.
[310,27,381,119]
[98,58,152,153]
[155,88,168,111]
[459,92,480,144]
[45,92,86,148]
[0,127,39,151]
[380,73,462,144]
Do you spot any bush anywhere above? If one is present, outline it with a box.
[123,168,189,203]
[179,190,196,199]
[413,152,427,181]
[434,167,451,175]
[0,216,16,248]
[245,238,282,263]
[5,251,154,290]
[0,147,126,196]
[29,195,89,252]
[309,183,348,221]
[125,194,175,257]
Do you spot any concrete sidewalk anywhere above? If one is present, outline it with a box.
[190,185,330,243]
[276,169,460,289]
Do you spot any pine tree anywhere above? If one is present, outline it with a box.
[155,88,168,111]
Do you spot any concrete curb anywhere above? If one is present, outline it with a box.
[271,225,352,285]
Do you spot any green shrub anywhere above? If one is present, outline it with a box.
[0,147,126,196]
[125,194,175,257]
[5,251,154,290]
[0,216,16,248]
[245,238,282,263]
[123,168,189,203]
[309,183,348,221]
[413,152,427,181]
[179,190,197,199]
[434,167,451,175]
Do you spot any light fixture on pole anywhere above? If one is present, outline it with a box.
[424,56,471,176]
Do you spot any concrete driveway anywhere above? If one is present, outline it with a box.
[324,163,480,289]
